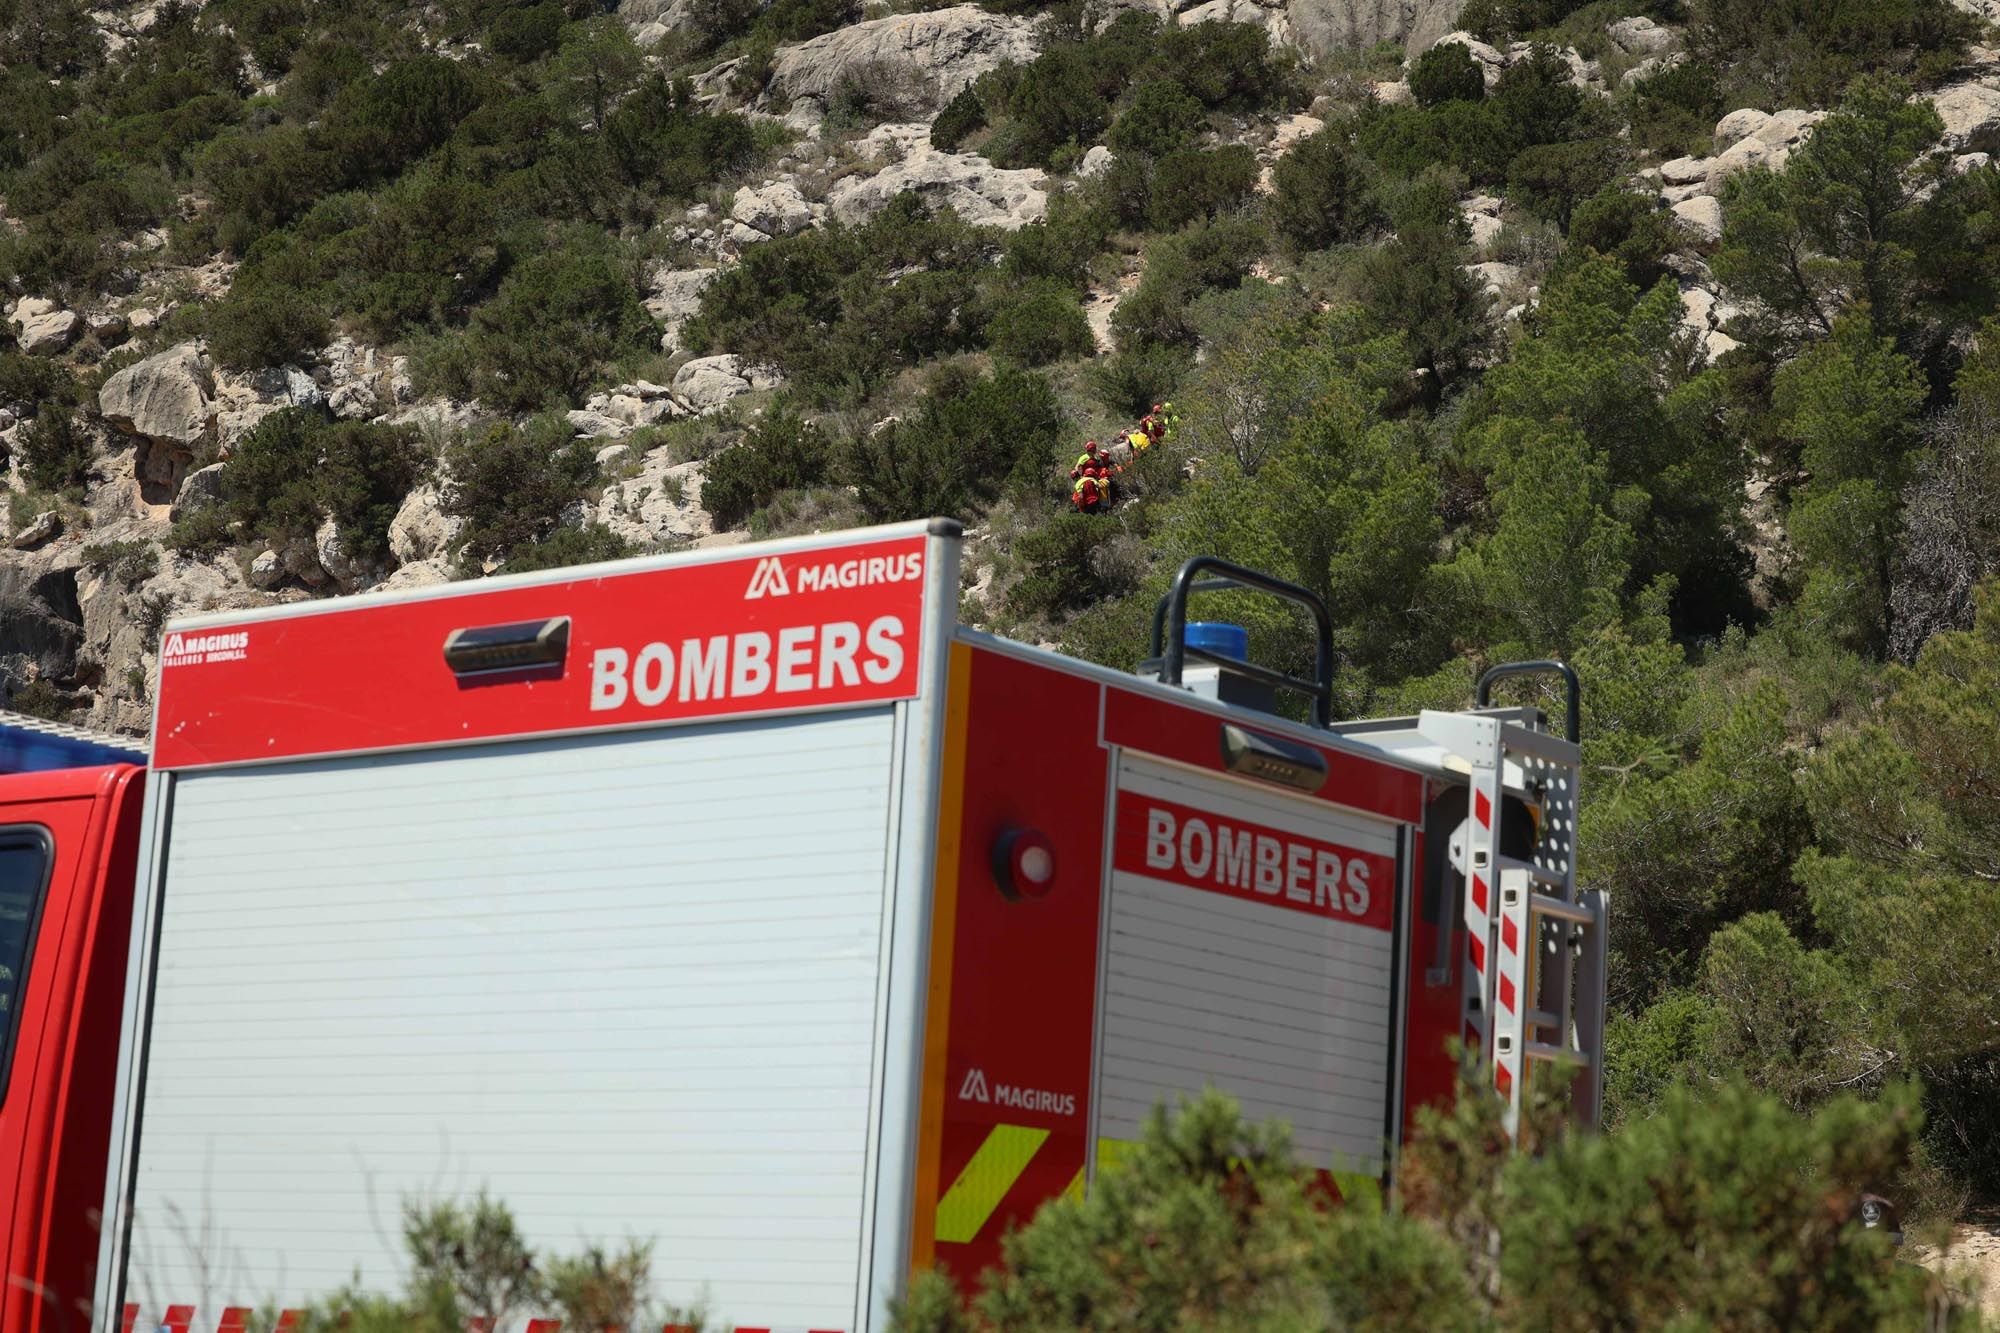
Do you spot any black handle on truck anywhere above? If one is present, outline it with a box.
[1149,557,1335,728]
[1476,660,1581,745]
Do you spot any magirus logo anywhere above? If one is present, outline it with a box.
[743,551,923,598]
[160,630,249,668]
[956,1067,1076,1116]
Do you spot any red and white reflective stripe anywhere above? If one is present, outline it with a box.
[1460,780,1497,1071]
[127,1310,844,1333]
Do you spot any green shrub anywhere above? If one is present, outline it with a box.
[1409,41,1486,107]
[1506,135,1622,227]
[488,2,565,61]
[1089,342,1190,418]
[461,229,655,410]
[1106,79,1206,157]
[1626,58,1724,155]
[844,364,1062,521]
[444,415,602,566]
[498,522,637,574]
[1149,144,1258,228]
[81,540,161,586]
[1008,512,1125,618]
[1267,126,1376,252]
[1002,188,1112,289]
[930,84,987,151]
[7,680,75,722]
[17,405,93,494]
[987,281,1093,366]
[1111,215,1261,352]
[205,280,331,370]
[700,407,832,528]
[188,407,432,563]
[1565,186,1678,289]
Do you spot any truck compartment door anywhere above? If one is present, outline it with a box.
[1095,753,1405,1178]
[122,711,900,1331]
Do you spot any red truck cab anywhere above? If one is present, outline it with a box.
[0,718,147,1333]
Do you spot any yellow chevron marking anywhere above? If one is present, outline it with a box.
[935,1124,1049,1244]
[1063,1167,1084,1202]
[1095,1136,1138,1178]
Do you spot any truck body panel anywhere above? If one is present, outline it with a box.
[91,522,1588,1332]
[0,762,146,1333]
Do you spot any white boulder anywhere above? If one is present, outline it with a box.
[646,267,718,355]
[765,7,1037,121]
[672,355,785,414]
[1672,194,1724,242]
[829,139,1047,229]
[1931,81,2000,151]
[9,298,83,356]
[731,181,815,238]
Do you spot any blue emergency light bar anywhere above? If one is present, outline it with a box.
[0,710,146,774]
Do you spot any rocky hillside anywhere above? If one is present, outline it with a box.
[0,0,1990,735]
[3,0,2000,1239]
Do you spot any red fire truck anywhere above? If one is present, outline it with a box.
[2,520,1608,1333]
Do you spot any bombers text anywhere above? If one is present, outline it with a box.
[590,615,906,711]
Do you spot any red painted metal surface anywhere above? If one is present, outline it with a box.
[0,763,145,1333]
[153,535,930,769]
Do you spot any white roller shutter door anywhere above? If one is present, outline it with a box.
[126,711,900,1329]
[1097,754,1401,1172]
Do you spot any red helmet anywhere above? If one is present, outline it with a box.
[1084,440,1099,454]
[1151,403,1164,413]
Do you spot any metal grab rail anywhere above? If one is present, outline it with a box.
[1148,557,1335,728]
[1476,659,1581,745]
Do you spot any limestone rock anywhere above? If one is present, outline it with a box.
[1714,107,1772,149]
[327,380,380,421]
[1289,0,1466,60]
[765,7,1037,121]
[731,181,814,238]
[646,267,719,354]
[9,298,84,356]
[593,455,715,547]
[374,557,455,593]
[10,509,61,550]
[1672,194,1724,242]
[1659,155,1710,186]
[315,515,370,590]
[1607,15,1674,57]
[388,484,463,566]
[171,462,226,522]
[829,135,1047,229]
[673,355,785,414]
[249,549,284,590]
[1077,145,1115,178]
[99,343,215,452]
[1465,260,1520,300]
[1931,81,2000,151]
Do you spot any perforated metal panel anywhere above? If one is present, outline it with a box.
[1096,755,1401,1172]
[124,711,900,1329]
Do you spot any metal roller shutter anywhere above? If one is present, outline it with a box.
[126,710,900,1329]
[1096,754,1401,1172]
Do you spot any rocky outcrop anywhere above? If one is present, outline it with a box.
[97,342,217,500]
[730,181,817,239]
[830,124,1047,228]
[1649,107,1825,206]
[593,451,715,548]
[1606,15,1675,57]
[672,355,786,414]
[646,267,718,354]
[765,6,1037,120]
[388,484,463,566]
[9,298,84,356]
[1932,81,2000,152]
[1286,0,1463,59]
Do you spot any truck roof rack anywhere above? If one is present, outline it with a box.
[0,708,147,773]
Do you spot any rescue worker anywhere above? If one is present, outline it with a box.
[1070,440,1101,479]
[1072,468,1104,514]
[1090,459,1116,509]
[1128,423,1151,455]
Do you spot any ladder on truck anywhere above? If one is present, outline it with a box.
[1335,663,1607,1139]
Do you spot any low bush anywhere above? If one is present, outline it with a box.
[1410,41,1486,107]
[457,229,655,410]
[499,523,636,574]
[700,406,833,528]
[81,540,161,586]
[1106,80,1206,157]
[986,281,1093,367]
[174,407,432,563]
[1267,126,1377,252]
[930,85,987,151]
[1150,144,1258,229]
[844,364,1063,521]
[17,405,94,494]
[444,415,602,567]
